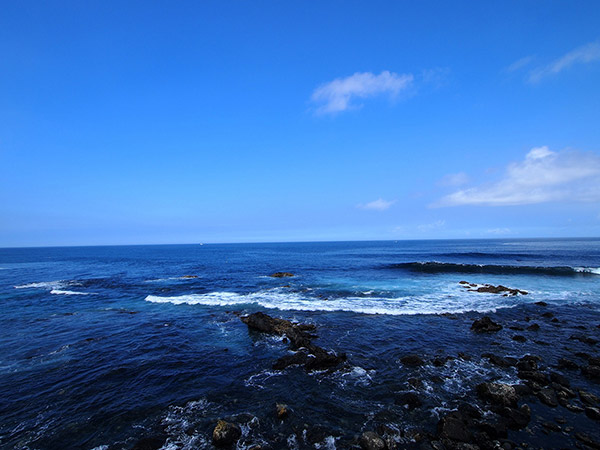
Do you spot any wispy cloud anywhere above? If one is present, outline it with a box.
[437,172,469,187]
[311,71,413,115]
[528,41,600,83]
[506,56,534,73]
[357,198,396,211]
[486,228,511,235]
[435,146,600,207]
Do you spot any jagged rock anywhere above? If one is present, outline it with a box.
[465,284,527,296]
[549,371,570,387]
[395,392,422,409]
[437,411,471,442]
[212,420,241,447]
[401,354,425,367]
[582,364,600,381]
[579,389,600,406]
[536,388,558,407]
[557,358,578,370]
[500,404,531,429]
[516,354,541,371]
[482,353,516,367]
[269,272,294,278]
[241,312,315,349]
[541,421,561,432]
[518,370,548,385]
[471,317,503,333]
[585,407,600,421]
[276,403,288,420]
[476,383,519,407]
[241,312,346,372]
[575,432,600,449]
[359,431,386,450]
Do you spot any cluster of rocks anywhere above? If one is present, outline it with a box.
[459,281,528,296]
[269,272,294,278]
[240,311,347,372]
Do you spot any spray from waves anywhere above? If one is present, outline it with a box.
[50,290,91,296]
[386,262,600,276]
[145,288,525,316]
[15,281,72,290]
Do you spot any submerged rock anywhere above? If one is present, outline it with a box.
[471,317,503,333]
[269,272,294,278]
[400,354,424,367]
[132,436,166,450]
[359,431,386,450]
[395,392,422,410]
[212,420,241,447]
[476,382,519,407]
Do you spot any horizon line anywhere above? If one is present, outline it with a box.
[1,235,599,250]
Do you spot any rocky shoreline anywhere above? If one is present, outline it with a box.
[130,282,600,450]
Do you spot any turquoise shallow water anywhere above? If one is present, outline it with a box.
[1,239,599,449]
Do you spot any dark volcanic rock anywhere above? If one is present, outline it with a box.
[512,335,527,343]
[269,272,294,278]
[526,323,540,331]
[437,411,471,442]
[471,316,503,333]
[400,354,425,367]
[582,364,600,381]
[395,392,422,410]
[241,312,314,349]
[575,432,600,449]
[465,283,528,296]
[534,301,548,306]
[585,407,600,421]
[501,404,531,429]
[476,383,519,407]
[579,389,600,406]
[359,431,386,450]
[536,388,558,407]
[241,312,346,372]
[212,420,241,447]
[482,353,516,368]
[557,357,579,370]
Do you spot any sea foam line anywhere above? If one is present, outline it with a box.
[144,288,522,316]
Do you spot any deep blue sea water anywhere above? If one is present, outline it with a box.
[1,239,600,449]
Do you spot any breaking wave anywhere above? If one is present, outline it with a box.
[387,262,600,276]
[145,288,523,316]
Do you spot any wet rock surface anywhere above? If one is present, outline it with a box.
[241,311,346,372]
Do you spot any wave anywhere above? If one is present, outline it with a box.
[50,289,90,296]
[15,280,71,290]
[145,288,522,316]
[386,262,600,276]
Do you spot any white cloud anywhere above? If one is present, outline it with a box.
[311,71,413,115]
[506,56,533,73]
[357,198,396,211]
[436,146,600,207]
[528,41,600,83]
[438,172,469,187]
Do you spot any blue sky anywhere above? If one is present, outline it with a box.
[1,1,600,246]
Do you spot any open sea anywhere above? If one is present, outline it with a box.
[1,239,600,449]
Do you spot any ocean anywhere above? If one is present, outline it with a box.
[1,239,599,449]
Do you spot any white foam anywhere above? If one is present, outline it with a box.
[15,281,68,290]
[145,287,521,316]
[575,267,600,275]
[50,289,90,296]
